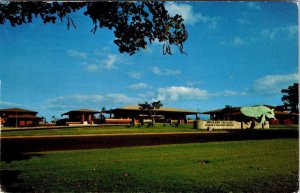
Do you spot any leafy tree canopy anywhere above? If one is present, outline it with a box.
[0,2,188,55]
[139,100,163,126]
[281,83,299,113]
[139,100,163,112]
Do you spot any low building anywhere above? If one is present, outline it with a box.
[60,109,101,125]
[104,105,198,124]
[0,108,43,127]
[202,105,298,125]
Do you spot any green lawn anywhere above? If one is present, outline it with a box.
[1,123,298,137]
[0,124,201,137]
[1,138,298,192]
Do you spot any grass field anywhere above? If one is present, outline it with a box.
[0,124,201,137]
[1,123,298,137]
[1,138,298,192]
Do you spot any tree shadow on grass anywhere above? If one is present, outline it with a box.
[1,150,44,163]
[1,151,44,192]
[0,170,34,192]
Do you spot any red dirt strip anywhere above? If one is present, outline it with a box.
[1,130,298,153]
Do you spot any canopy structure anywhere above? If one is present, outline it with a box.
[105,105,198,124]
[202,105,298,124]
[0,108,38,115]
[61,109,101,124]
[0,108,43,127]
[61,109,101,116]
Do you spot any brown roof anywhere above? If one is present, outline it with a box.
[62,109,101,116]
[0,108,38,115]
[106,105,197,114]
[202,105,296,117]
[202,107,240,114]
[262,105,276,109]
[225,111,242,116]
[274,111,299,116]
[8,114,43,119]
[202,109,226,114]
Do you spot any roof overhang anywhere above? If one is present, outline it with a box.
[105,105,197,115]
[62,109,101,116]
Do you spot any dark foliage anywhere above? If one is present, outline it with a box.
[281,83,299,113]
[139,100,163,126]
[139,101,163,112]
[0,2,188,55]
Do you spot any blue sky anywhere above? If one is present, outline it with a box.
[0,2,298,121]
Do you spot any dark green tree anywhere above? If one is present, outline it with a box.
[281,83,299,113]
[51,115,57,124]
[224,105,233,120]
[98,107,106,124]
[139,100,163,126]
[0,2,188,55]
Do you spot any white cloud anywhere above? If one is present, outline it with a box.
[252,73,298,95]
[165,69,182,76]
[128,71,142,79]
[185,81,202,87]
[93,47,111,56]
[45,95,104,110]
[223,36,256,47]
[155,86,246,101]
[246,2,261,10]
[286,26,298,37]
[106,93,139,104]
[152,67,162,75]
[101,54,119,69]
[218,90,239,97]
[86,63,99,72]
[165,2,218,28]
[128,83,150,90]
[0,101,39,111]
[0,100,23,107]
[152,67,181,76]
[233,37,246,46]
[138,91,155,100]
[67,49,87,59]
[156,86,210,101]
[82,54,121,72]
[261,25,297,40]
[66,47,124,72]
[45,93,140,111]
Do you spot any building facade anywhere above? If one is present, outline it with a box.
[202,105,298,125]
[60,109,101,125]
[0,108,43,127]
[104,105,198,124]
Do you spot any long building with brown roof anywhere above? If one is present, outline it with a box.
[0,108,43,127]
[60,109,101,125]
[201,105,298,124]
[105,105,198,124]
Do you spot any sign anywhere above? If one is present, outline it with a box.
[194,120,269,130]
[205,121,234,127]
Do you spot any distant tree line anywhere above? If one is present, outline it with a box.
[281,83,298,113]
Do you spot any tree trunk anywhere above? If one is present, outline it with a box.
[150,112,155,127]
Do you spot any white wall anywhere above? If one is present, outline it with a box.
[194,120,269,129]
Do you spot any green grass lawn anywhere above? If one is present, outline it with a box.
[1,123,298,137]
[0,124,202,137]
[1,138,298,192]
